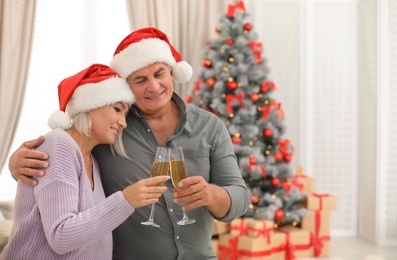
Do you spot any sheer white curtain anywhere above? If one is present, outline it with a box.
[125,0,231,97]
[0,0,36,175]
[0,0,129,201]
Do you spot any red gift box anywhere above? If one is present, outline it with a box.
[301,210,332,257]
[213,219,230,236]
[293,166,315,194]
[302,193,336,257]
[271,226,311,260]
[247,219,274,244]
[229,217,255,236]
[218,234,273,260]
[305,193,337,210]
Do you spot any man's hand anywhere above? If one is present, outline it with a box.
[173,176,231,219]
[8,135,48,186]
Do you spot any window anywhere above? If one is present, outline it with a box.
[0,0,129,201]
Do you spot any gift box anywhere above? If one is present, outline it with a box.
[301,210,332,257]
[212,238,219,257]
[293,166,315,194]
[229,217,255,236]
[305,193,337,211]
[271,226,311,260]
[213,220,230,235]
[218,233,273,260]
[247,219,274,244]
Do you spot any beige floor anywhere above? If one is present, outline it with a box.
[302,237,397,260]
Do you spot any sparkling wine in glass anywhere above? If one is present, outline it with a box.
[169,147,196,225]
[141,147,169,228]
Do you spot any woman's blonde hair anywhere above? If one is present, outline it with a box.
[72,111,129,158]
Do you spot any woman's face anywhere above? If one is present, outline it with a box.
[88,102,129,145]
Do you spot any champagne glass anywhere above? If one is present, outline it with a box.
[169,147,196,225]
[141,147,170,228]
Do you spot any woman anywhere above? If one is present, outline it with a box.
[0,64,169,259]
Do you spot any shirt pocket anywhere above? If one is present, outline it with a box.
[183,148,211,182]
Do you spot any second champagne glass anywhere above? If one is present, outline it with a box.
[169,147,196,225]
[141,147,170,228]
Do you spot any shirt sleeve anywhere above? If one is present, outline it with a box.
[208,118,249,222]
[33,132,134,254]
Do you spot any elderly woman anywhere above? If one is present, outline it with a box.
[0,64,169,260]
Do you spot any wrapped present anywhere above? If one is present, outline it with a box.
[305,193,337,210]
[218,233,273,260]
[293,166,315,194]
[213,220,230,236]
[229,217,255,236]
[271,226,311,260]
[212,238,219,257]
[247,219,274,244]
[301,210,332,257]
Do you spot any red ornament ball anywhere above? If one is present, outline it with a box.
[203,59,212,68]
[206,78,215,87]
[251,195,259,204]
[250,93,259,102]
[184,96,192,103]
[274,209,284,221]
[227,81,237,91]
[271,177,280,186]
[225,38,233,45]
[274,152,283,161]
[244,23,253,31]
[232,136,241,144]
[284,154,292,162]
[263,128,272,138]
[249,156,257,165]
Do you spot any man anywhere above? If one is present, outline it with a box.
[9,27,249,259]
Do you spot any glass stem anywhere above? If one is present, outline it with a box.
[182,210,189,220]
[148,203,156,221]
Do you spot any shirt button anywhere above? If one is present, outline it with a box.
[176,236,180,240]
[147,129,151,132]
[170,209,174,212]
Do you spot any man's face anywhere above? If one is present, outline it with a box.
[127,63,174,116]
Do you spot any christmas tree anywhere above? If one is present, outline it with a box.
[185,0,307,227]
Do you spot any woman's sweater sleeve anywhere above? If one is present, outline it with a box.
[33,132,134,254]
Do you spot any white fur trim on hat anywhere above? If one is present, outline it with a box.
[67,77,134,116]
[110,38,192,82]
[47,77,134,130]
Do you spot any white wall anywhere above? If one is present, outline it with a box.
[248,0,397,246]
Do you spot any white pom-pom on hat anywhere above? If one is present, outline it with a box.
[110,27,193,82]
[172,61,193,83]
[48,64,135,130]
[47,110,72,130]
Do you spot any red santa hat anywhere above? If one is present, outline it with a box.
[110,27,192,83]
[47,63,135,130]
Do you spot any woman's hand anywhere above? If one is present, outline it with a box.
[122,176,170,208]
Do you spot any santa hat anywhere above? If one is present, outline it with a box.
[47,63,135,130]
[110,27,192,83]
